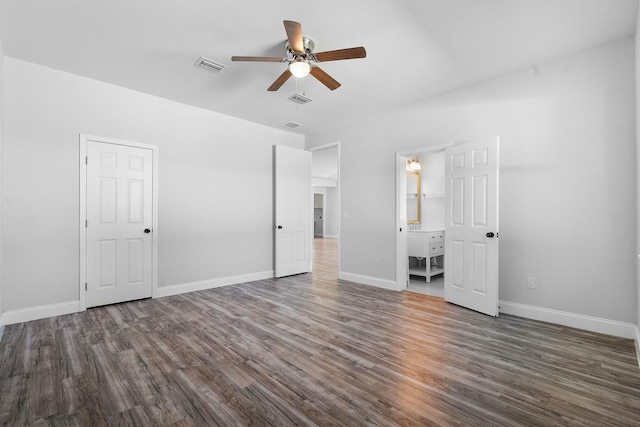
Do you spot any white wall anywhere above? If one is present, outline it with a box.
[307,38,637,324]
[3,57,303,313]
[325,187,339,238]
[636,9,640,338]
[0,38,4,326]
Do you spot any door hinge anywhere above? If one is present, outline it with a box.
[85,283,88,291]
[85,219,88,228]
[85,156,88,165]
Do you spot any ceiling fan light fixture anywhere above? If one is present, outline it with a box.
[289,60,311,78]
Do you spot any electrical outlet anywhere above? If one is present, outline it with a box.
[526,276,536,289]
[374,256,381,266]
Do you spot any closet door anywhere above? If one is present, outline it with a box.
[86,140,154,307]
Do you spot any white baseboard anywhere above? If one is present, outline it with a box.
[323,234,338,239]
[499,301,637,339]
[338,271,399,291]
[0,324,4,343]
[1,301,81,326]
[0,272,274,325]
[154,270,274,298]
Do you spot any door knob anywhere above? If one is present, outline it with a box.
[277,225,283,229]
[144,228,151,234]
[486,232,495,238]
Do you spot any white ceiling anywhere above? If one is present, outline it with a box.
[1,0,637,135]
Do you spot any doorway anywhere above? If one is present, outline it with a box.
[396,137,500,317]
[314,193,325,237]
[309,142,340,278]
[398,146,449,298]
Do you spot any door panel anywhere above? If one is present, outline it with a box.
[275,145,311,277]
[472,175,488,226]
[99,240,117,287]
[451,178,464,225]
[129,180,144,222]
[100,178,117,223]
[444,137,499,316]
[472,242,487,293]
[87,141,153,307]
[128,238,144,283]
[450,239,465,288]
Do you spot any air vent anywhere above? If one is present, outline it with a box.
[287,93,313,104]
[194,56,227,73]
[284,121,303,128]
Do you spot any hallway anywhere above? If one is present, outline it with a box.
[312,237,338,281]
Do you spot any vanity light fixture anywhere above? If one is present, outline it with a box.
[407,158,421,171]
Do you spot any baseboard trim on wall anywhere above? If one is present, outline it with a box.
[499,301,637,339]
[1,301,81,326]
[338,271,399,291]
[0,324,4,343]
[155,271,274,299]
[323,235,338,239]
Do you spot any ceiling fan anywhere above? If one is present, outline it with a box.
[231,20,366,91]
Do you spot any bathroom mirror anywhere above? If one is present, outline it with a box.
[406,170,420,224]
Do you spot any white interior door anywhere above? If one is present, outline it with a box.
[444,137,499,316]
[396,154,409,290]
[275,145,312,277]
[86,141,154,307]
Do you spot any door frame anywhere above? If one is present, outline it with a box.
[79,134,159,311]
[396,143,452,291]
[308,141,341,272]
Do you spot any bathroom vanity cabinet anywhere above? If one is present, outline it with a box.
[408,229,444,282]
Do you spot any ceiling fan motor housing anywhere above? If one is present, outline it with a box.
[285,37,317,64]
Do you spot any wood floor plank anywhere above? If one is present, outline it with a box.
[0,374,29,425]
[1,238,639,425]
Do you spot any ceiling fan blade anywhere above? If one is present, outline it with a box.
[315,47,367,62]
[284,20,304,52]
[231,56,284,62]
[268,69,293,91]
[310,67,341,90]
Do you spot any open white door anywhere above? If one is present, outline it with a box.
[395,154,409,290]
[274,145,312,277]
[86,140,154,307]
[444,137,499,316]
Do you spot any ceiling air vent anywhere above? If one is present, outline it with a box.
[194,56,227,73]
[288,93,313,104]
[284,121,302,128]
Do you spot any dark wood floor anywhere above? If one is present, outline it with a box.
[1,238,639,426]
